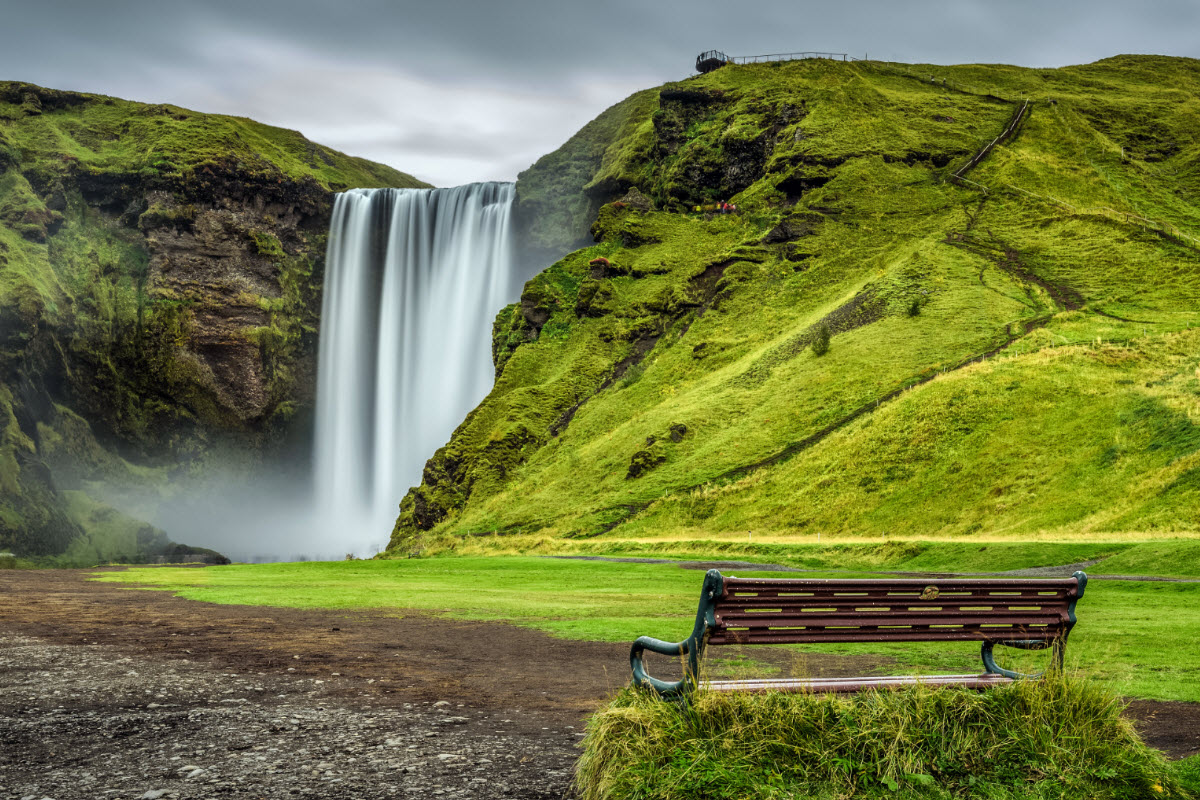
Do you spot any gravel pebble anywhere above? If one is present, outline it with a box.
[0,635,574,799]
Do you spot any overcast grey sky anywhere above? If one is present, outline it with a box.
[4,1,1198,186]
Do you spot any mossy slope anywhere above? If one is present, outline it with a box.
[513,88,659,262]
[0,82,425,558]
[392,55,1200,548]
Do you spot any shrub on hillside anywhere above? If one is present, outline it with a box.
[811,323,831,356]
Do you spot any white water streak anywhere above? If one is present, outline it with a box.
[313,183,516,554]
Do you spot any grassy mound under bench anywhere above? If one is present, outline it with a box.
[576,676,1191,800]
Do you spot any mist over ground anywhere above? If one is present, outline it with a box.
[139,471,390,563]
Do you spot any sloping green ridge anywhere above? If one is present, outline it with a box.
[0,81,423,193]
[391,55,1200,547]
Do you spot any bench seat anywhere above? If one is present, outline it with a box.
[703,673,1012,694]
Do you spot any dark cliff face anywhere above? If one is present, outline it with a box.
[0,82,427,558]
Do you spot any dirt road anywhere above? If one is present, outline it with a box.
[0,568,1195,799]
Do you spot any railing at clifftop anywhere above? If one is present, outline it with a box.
[696,50,857,73]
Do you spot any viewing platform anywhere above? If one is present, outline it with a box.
[696,50,857,74]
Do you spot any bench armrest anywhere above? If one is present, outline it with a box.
[982,570,1086,679]
[630,636,693,698]
[629,570,725,699]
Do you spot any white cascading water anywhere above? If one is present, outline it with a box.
[312,182,517,554]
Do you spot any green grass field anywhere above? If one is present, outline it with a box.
[95,540,1200,703]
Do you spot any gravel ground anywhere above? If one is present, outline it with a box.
[0,634,577,800]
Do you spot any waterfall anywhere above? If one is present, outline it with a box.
[312,182,517,554]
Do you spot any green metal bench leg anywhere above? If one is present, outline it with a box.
[629,570,724,699]
[981,639,1053,679]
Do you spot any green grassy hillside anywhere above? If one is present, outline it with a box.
[0,82,421,192]
[391,55,1200,548]
[0,82,425,558]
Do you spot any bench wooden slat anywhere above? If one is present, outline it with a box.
[702,673,1015,694]
[718,596,1072,609]
[722,577,1080,591]
[722,592,1075,603]
[710,629,1060,645]
[715,614,1065,623]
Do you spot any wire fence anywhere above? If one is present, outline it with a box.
[947,105,1200,249]
[690,50,1200,249]
[1005,186,1200,248]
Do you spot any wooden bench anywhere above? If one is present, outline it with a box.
[630,569,1088,699]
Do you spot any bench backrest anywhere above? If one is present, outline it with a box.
[707,573,1087,646]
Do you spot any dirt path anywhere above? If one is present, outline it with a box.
[0,568,1196,799]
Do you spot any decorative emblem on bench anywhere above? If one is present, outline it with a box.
[920,585,940,600]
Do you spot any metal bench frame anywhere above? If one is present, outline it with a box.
[631,569,1088,699]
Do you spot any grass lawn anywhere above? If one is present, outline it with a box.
[94,541,1200,703]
